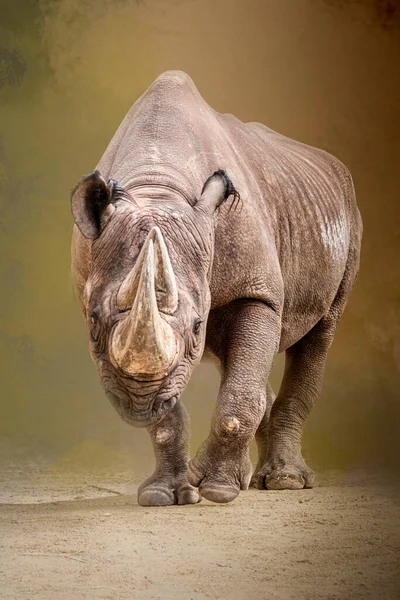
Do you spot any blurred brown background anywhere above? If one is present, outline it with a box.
[0,0,399,478]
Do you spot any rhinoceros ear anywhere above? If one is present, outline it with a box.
[71,170,116,239]
[196,170,241,214]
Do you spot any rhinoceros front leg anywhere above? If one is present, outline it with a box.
[188,300,280,503]
[252,318,335,491]
[138,400,200,506]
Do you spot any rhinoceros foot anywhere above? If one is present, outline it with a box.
[251,456,315,490]
[187,436,252,503]
[138,475,201,506]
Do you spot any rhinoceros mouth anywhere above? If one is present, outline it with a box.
[106,390,177,427]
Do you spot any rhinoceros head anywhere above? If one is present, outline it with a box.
[71,170,239,426]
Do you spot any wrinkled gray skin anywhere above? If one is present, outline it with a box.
[71,71,362,506]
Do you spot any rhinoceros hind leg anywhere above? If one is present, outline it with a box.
[250,382,276,487]
[251,360,317,491]
[251,455,315,490]
[251,318,333,491]
[253,250,359,491]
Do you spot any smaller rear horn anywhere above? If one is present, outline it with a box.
[116,227,178,315]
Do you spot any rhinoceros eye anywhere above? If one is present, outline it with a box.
[90,310,101,342]
[193,318,203,335]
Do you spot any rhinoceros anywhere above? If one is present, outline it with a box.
[71,70,362,506]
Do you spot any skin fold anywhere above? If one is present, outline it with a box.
[71,70,362,505]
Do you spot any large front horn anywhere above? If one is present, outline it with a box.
[116,227,178,315]
[110,234,177,380]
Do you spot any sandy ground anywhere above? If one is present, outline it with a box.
[0,442,399,600]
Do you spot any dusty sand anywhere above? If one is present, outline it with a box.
[1,445,399,600]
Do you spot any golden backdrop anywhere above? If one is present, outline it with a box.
[1,0,399,474]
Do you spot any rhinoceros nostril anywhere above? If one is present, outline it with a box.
[163,396,177,410]
[153,395,177,417]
